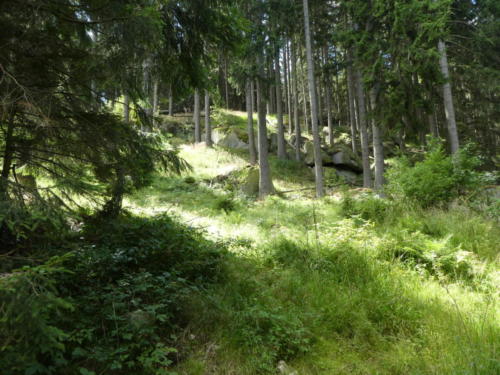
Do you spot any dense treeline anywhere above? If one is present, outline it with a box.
[1,0,498,208]
[0,1,498,374]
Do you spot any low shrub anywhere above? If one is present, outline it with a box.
[0,214,228,375]
[385,141,488,207]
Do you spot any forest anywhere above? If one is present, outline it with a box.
[0,0,499,374]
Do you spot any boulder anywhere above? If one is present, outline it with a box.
[241,167,260,196]
[289,134,308,148]
[330,146,362,172]
[335,169,361,185]
[217,131,248,150]
[303,141,331,166]
[269,133,278,153]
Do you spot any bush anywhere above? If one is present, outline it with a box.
[0,214,228,375]
[385,141,486,207]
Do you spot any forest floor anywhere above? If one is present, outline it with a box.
[124,117,499,375]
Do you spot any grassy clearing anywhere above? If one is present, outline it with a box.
[126,140,499,375]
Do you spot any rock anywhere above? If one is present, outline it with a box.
[335,168,361,185]
[241,167,260,196]
[303,141,331,166]
[277,360,298,375]
[289,134,308,148]
[269,133,278,153]
[217,131,248,150]
[331,146,362,172]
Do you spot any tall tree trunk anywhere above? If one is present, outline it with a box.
[152,78,159,126]
[276,49,287,159]
[324,46,334,146]
[205,90,213,147]
[168,84,174,116]
[194,89,201,143]
[0,110,16,197]
[346,52,358,154]
[303,0,324,197]
[257,69,274,198]
[437,40,459,154]
[284,41,293,134]
[124,94,130,123]
[326,82,334,146]
[224,56,230,109]
[246,81,257,165]
[291,40,302,162]
[300,57,310,134]
[354,69,372,188]
[370,87,384,191]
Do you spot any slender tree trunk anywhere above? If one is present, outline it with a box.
[324,45,334,146]
[194,89,201,143]
[205,90,212,147]
[437,40,459,154]
[291,40,301,161]
[152,78,159,126]
[0,110,16,196]
[300,56,310,134]
[257,66,274,198]
[168,84,174,116]
[284,41,293,134]
[246,81,257,165]
[276,49,287,159]
[224,56,230,109]
[326,82,334,146]
[370,87,384,191]
[354,69,372,188]
[346,52,358,154]
[124,94,130,123]
[303,0,324,197]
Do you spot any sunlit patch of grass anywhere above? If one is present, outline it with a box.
[124,110,498,375]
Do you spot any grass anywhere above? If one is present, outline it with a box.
[125,130,499,375]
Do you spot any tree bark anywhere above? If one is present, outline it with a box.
[370,87,384,191]
[0,110,16,196]
[168,84,174,116]
[303,0,324,197]
[284,41,293,134]
[152,78,159,126]
[354,69,372,188]
[194,89,201,143]
[205,90,212,147]
[346,52,358,154]
[124,93,130,123]
[291,40,302,162]
[275,49,287,159]
[257,57,274,198]
[438,40,459,154]
[246,81,257,165]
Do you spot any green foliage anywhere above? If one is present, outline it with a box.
[340,192,393,223]
[0,214,227,375]
[213,196,237,213]
[386,141,487,207]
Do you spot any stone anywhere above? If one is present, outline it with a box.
[241,167,260,196]
[277,361,298,375]
[331,146,362,172]
[335,168,361,185]
[303,141,332,166]
[289,134,308,148]
[217,131,248,150]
